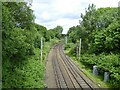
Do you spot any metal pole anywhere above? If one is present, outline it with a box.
[0,2,2,90]
[41,37,43,63]
[76,43,79,60]
[50,36,51,42]
[79,38,81,60]
[66,36,67,44]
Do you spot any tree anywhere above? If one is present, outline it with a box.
[2,2,36,60]
[47,26,63,40]
[6,2,35,30]
[67,4,119,54]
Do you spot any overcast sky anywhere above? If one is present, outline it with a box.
[31,0,119,34]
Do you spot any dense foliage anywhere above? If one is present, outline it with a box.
[80,54,120,88]
[2,2,35,60]
[67,5,120,54]
[47,26,63,40]
[66,4,120,88]
[2,2,62,88]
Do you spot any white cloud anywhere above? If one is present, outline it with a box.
[31,0,119,34]
[41,11,50,20]
[89,0,119,8]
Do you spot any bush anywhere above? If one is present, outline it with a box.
[80,53,120,88]
[65,43,76,56]
[2,48,45,88]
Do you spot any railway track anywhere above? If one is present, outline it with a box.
[45,44,99,89]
